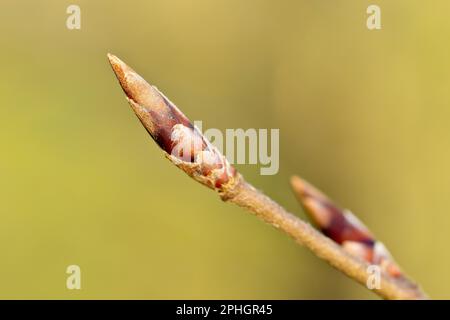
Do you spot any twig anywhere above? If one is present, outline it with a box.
[107,53,428,300]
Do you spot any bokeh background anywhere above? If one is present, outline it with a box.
[0,0,448,299]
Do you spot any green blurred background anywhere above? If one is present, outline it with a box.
[0,0,448,299]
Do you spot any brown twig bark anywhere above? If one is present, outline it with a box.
[107,53,428,300]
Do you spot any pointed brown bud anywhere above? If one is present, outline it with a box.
[290,175,402,278]
[108,54,239,194]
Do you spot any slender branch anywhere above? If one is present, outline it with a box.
[227,179,426,299]
[107,53,428,300]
